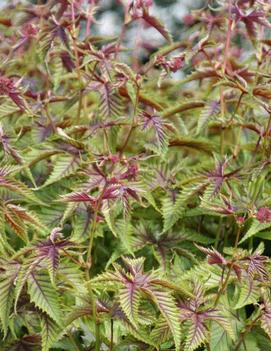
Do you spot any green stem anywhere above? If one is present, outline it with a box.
[70,1,84,124]
[119,85,140,155]
[215,217,223,249]
[110,319,114,351]
[234,315,261,351]
[67,331,81,351]
[214,224,241,306]
[85,184,107,351]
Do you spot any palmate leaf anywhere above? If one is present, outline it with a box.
[40,154,81,188]
[144,287,181,351]
[93,257,182,349]
[27,271,62,325]
[35,235,72,286]
[14,232,72,307]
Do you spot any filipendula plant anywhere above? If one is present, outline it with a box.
[0,0,271,350]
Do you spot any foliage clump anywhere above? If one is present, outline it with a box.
[0,0,271,350]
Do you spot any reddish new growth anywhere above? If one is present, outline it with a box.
[156,53,185,73]
[0,76,25,110]
[129,0,153,19]
[256,207,271,223]
[21,23,39,38]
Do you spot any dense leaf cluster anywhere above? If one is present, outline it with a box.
[0,0,271,350]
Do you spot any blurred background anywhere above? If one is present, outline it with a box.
[0,0,204,38]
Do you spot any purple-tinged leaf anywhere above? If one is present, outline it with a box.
[261,299,271,340]
[61,192,96,204]
[256,207,271,223]
[0,76,26,111]
[195,244,227,265]
[142,10,172,43]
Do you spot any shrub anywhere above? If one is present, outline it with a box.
[0,0,271,350]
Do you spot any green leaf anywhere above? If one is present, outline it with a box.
[150,316,171,345]
[0,261,19,336]
[240,219,271,243]
[210,323,234,351]
[234,280,259,309]
[40,154,80,188]
[184,319,208,351]
[41,314,61,351]
[27,271,62,325]
[119,285,141,327]
[145,287,181,351]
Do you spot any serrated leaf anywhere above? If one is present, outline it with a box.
[41,154,80,188]
[142,11,172,43]
[145,287,181,351]
[240,219,271,243]
[234,280,259,309]
[119,284,141,327]
[27,271,62,325]
[0,261,19,336]
[41,314,61,351]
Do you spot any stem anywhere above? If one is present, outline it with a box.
[62,249,86,268]
[103,128,110,154]
[223,0,234,74]
[84,183,107,351]
[85,2,94,37]
[215,217,223,249]
[214,224,241,306]
[71,1,84,124]
[220,125,225,155]
[110,319,114,351]
[67,331,81,351]
[114,5,129,59]
[86,184,108,276]
[220,1,234,155]
[265,112,271,138]
[234,315,261,351]
[119,85,140,155]
[44,104,56,132]
[76,89,83,125]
